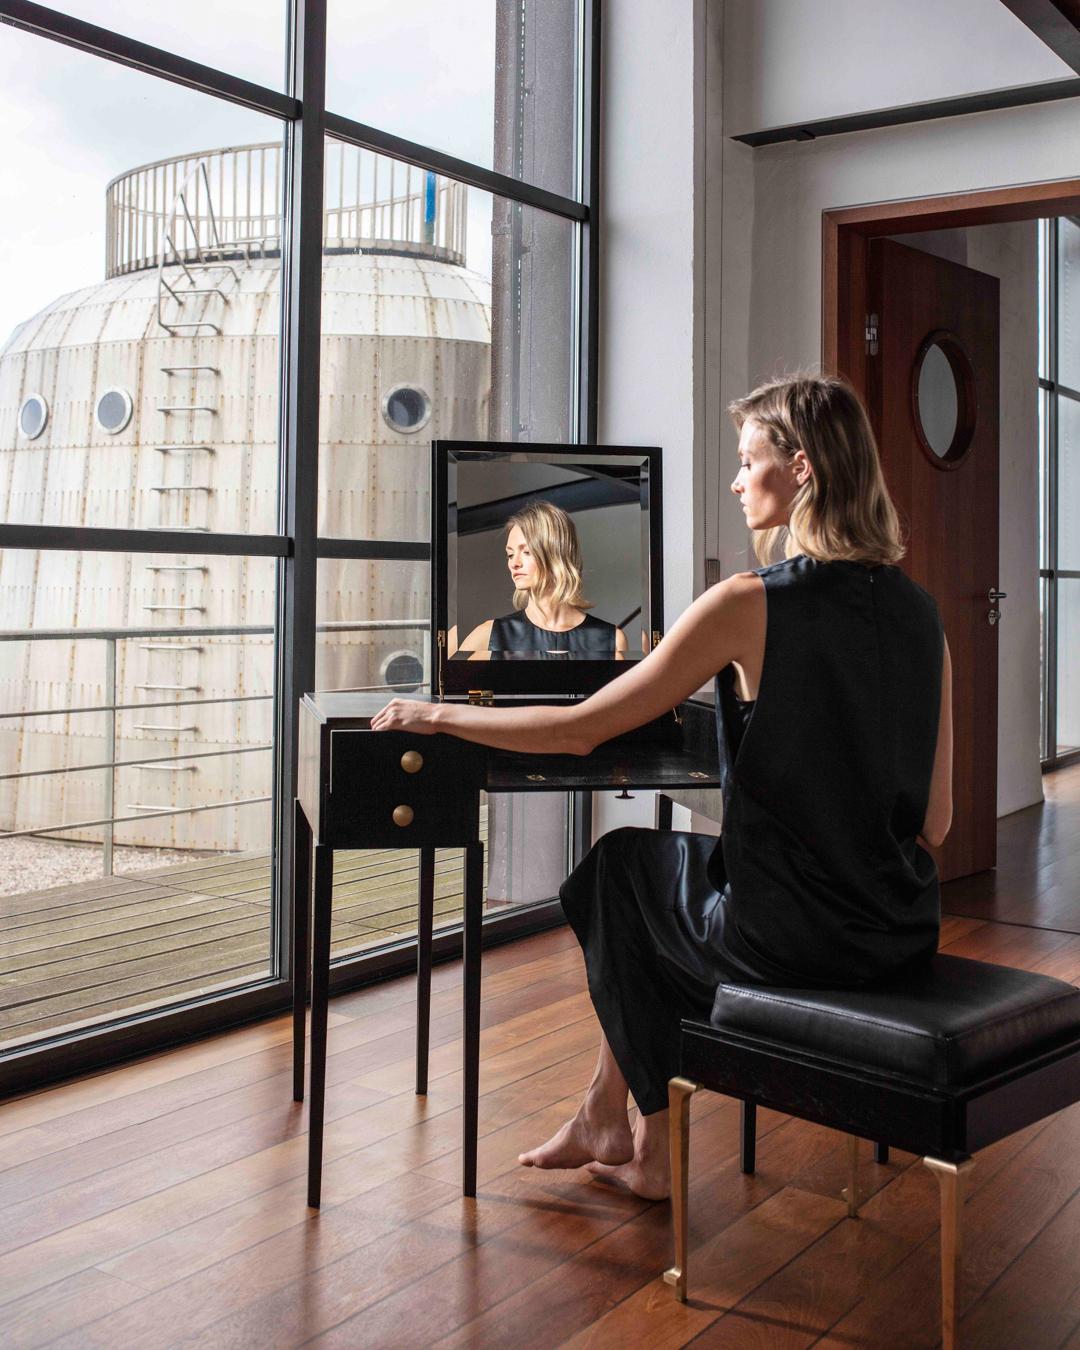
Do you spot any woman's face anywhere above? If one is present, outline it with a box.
[730,418,805,530]
[506,525,539,591]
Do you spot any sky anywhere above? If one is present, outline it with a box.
[0,2,514,344]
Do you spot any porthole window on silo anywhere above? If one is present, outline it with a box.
[382,651,424,692]
[18,394,48,440]
[95,388,134,434]
[382,384,431,434]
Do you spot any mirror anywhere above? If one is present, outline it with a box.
[433,443,662,694]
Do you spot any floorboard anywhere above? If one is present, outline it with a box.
[0,772,1077,1347]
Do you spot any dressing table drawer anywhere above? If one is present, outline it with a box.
[320,730,483,848]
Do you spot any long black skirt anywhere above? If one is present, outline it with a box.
[560,825,753,1116]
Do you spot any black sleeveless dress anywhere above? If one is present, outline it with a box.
[488,611,618,659]
[559,555,944,1115]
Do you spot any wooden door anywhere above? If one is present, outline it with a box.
[866,238,1000,882]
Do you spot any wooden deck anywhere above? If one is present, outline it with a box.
[0,842,485,1048]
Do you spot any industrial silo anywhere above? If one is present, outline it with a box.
[0,140,491,853]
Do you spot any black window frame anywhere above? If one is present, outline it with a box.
[1039,215,1080,772]
[0,0,601,1094]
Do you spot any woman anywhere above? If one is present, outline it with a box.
[455,498,628,660]
[373,373,953,1200]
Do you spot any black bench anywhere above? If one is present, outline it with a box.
[663,954,1080,1349]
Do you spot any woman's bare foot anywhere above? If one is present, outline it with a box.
[586,1111,671,1200]
[518,1098,634,1170]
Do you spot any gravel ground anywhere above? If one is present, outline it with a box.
[0,836,219,898]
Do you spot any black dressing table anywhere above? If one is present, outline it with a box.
[292,690,720,1204]
[293,438,719,1204]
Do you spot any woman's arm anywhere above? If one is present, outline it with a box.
[371,574,764,753]
[919,637,953,849]
[614,625,628,660]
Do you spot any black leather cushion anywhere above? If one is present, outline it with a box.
[708,954,1080,1087]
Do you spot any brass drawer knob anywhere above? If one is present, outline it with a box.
[392,804,414,828]
[400,750,424,774]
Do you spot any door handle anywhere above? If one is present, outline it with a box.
[988,587,1006,626]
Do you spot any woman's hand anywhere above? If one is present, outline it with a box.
[370,699,443,735]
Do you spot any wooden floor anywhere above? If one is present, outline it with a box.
[0,842,484,1047]
[0,770,1077,1348]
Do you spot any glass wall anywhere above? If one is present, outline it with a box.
[1038,217,1080,765]
[0,3,595,1079]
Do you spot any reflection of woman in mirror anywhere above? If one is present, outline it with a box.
[457,499,628,660]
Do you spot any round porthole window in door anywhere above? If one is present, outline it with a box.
[911,330,977,469]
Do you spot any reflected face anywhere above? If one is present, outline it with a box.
[505,525,539,591]
[730,418,800,530]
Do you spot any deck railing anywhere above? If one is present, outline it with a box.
[0,619,429,874]
[105,141,467,278]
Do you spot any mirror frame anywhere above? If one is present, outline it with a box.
[431,440,664,697]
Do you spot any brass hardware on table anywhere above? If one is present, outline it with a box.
[526,773,546,782]
[468,689,494,706]
[436,629,446,700]
[400,750,424,774]
[652,629,663,651]
[688,771,710,780]
[392,804,414,827]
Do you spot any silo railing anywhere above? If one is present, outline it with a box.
[0,619,430,876]
[106,141,467,279]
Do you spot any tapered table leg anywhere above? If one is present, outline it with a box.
[740,1100,757,1174]
[461,841,484,1197]
[416,847,436,1095]
[924,1155,975,1350]
[663,1077,699,1302]
[306,845,334,1209]
[292,799,313,1103]
[874,1141,890,1164]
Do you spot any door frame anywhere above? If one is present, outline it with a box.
[822,179,1080,380]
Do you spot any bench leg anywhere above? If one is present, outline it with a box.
[875,1141,889,1165]
[924,1155,974,1350]
[663,1077,699,1302]
[843,1132,860,1217]
[740,1100,757,1174]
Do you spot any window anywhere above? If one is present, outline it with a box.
[95,388,134,434]
[0,2,597,1091]
[18,394,48,439]
[1038,217,1080,767]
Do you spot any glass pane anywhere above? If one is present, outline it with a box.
[1059,218,1080,393]
[40,1,288,90]
[313,559,566,960]
[0,549,278,1050]
[317,139,577,540]
[1038,219,1049,383]
[1059,395,1080,572]
[1057,579,1080,758]
[0,28,285,533]
[326,0,581,201]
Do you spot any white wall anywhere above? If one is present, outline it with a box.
[594,0,708,838]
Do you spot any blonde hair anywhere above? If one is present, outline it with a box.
[728,372,905,567]
[505,499,592,611]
